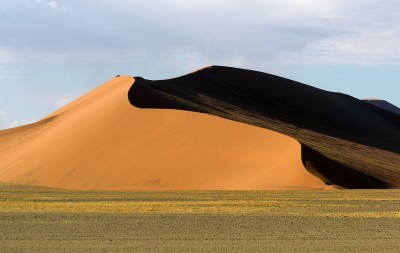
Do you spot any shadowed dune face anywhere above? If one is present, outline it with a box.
[129,66,400,189]
[0,76,324,190]
[300,145,386,189]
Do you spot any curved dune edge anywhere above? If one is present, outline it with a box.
[0,76,326,190]
[128,66,400,189]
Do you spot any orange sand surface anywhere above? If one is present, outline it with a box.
[0,76,324,190]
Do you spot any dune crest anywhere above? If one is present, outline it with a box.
[0,76,324,190]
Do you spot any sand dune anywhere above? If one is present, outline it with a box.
[2,66,398,190]
[129,66,400,188]
[0,76,324,190]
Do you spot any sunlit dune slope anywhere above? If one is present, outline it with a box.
[0,76,324,190]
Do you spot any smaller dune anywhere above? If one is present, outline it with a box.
[364,99,400,115]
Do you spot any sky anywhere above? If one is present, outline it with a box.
[1,0,400,129]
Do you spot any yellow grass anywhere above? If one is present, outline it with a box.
[1,184,399,253]
[1,185,399,217]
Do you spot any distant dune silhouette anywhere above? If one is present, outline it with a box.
[129,66,400,189]
[364,99,400,115]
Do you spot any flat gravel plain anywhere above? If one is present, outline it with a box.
[0,183,399,252]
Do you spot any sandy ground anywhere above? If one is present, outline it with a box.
[0,76,324,190]
[0,184,399,253]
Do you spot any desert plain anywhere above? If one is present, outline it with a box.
[0,183,399,253]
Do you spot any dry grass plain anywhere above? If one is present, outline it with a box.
[0,183,399,252]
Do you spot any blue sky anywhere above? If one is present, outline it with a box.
[1,0,400,129]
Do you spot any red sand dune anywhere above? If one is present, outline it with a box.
[1,66,399,190]
[0,76,324,190]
